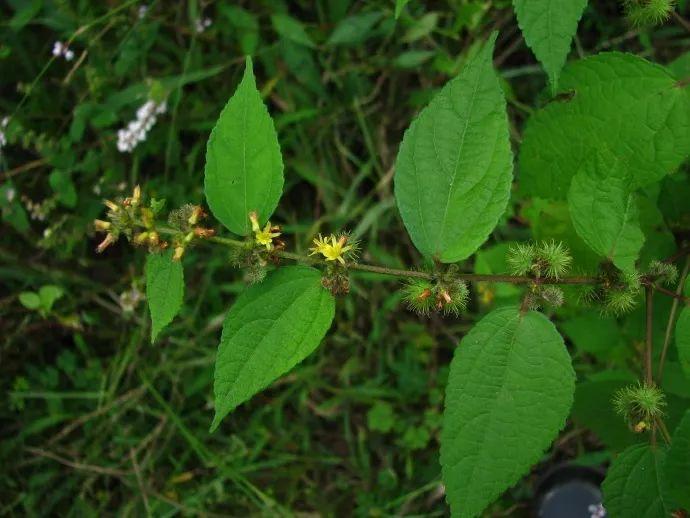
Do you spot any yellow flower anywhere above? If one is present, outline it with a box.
[309,234,353,265]
[249,211,281,250]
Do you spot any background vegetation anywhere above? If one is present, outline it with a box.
[1,0,689,515]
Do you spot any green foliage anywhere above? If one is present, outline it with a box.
[211,266,335,432]
[18,285,64,317]
[520,52,690,199]
[677,307,690,378]
[602,444,674,517]
[204,57,284,236]
[440,307,574,517]
[662,410,690,509]
[146,249,184,343]
[394,33,513,263]
[512,0,588,91]
[568,152,645,272]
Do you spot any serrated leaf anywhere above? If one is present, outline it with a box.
[440,307,575,517]
[662,410,690,510]
[568,152,645,272]
[204,57,284,235]
[602,444,674,518]
[512,0,587,91]
[211,266,334,432]
[520,52,690,199]
[394,34,513,263]
[676,307,690,379]
[146,250,184,343]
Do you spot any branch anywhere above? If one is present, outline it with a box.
[645,286,654,386]
[658,256,690,383]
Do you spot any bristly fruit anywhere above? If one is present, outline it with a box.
[613,382,666,432]
[621,0,675,26]
[647,259,678,286]
[508,240,572,279]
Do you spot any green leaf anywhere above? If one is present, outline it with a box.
[271,13,315,48]
[367,402,396,433]
[520,52,690,199]
[146,250,184,343]
[204,57,284,235]
[394,0,411,19]
[19,292,41,310]
[440,307,575,517]
[49,170,77,208]
[211,266,334,432]
[676,307,690,379]
[38,285,64,312]
[662,410,690,510]
[394,34,513,263]
[327,12,383,46]
[402,12,439,43]
[512,0,587,91]
[218,5,259,55]
[602,444,673,518]
[568,152,645,272]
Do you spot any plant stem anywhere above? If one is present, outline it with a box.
[645,285,654,386]
[657,256,690,383]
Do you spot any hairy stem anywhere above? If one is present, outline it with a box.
[657,256,690,383]
[645,286,654,386]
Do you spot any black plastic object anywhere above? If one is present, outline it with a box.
[534,463,606,518]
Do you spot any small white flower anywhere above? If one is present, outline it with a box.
[116,99,167,153]
[5,187,15,203]
[52,41,64,57]
[52,41,75,61]
[138,5,149,19]
[588,503,606,518]
[194,17,212,34]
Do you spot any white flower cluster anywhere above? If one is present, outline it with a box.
[116,100,167,153]
[22,195,48,221]
[0,116,8,153]
[588,503,606,518]
[52,41,74,61]
[195,17,212,34]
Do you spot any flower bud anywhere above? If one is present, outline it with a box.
[94,219,111,232]
[172,246,185,261]
[134,232,149,245]
[96,233,116,253]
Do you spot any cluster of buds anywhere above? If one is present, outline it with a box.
[521,285,565,311]
[165,204,215,260]
[613,382,666,433]
[403,274,469,316]
[508,240,573,280]
[646,259,678,286]
[583,262,642,315]
[93,186,215,259]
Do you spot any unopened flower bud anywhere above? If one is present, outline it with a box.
[193,227,215,238]
[94,219,111,232]
[188,205,206,225]
[104,200,119,212]
[134,232,149,245]
[172,246,185,261]
[148,232,160,247]
[96,233,116,253]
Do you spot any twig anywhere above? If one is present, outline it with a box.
[645,286,654,385]
[657,256,690,382]
[25,446,130,477]
[129,449,151,517]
